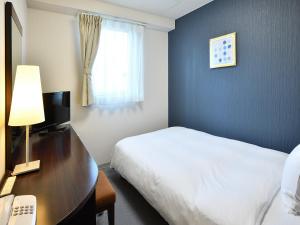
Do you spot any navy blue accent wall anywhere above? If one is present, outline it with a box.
[169,0,300,153]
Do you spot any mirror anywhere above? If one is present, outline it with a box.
[5,2,23,170]
[11,18,22,86]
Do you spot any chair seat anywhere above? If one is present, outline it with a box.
[96,170,116,212]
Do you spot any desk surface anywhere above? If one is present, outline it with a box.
[11,126,98,225]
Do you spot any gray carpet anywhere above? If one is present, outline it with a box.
[97,167,169,225]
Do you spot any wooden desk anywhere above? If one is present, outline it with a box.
[10,126,98,225]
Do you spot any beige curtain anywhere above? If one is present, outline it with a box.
[79,14,102,106]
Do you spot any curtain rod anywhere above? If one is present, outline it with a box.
[78,11,147,27]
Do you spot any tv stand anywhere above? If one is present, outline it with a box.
[38,124,68,135]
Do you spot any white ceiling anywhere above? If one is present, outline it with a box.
[98,0,213,19]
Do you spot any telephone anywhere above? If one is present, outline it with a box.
[0,195,36,225]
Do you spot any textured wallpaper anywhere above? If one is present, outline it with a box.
[169,0,300,153]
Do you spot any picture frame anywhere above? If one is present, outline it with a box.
[209,32,236,69]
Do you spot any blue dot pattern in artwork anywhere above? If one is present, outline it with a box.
[223,40,227,45]
[228,44,232,48]
[215,54,218,58]
[219,58,222,63]
[223,52,227,55]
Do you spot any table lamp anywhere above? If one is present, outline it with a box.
[9,65,45,176]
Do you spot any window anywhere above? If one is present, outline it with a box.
[92,19,144,106]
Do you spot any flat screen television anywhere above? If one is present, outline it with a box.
[32,91,70,133]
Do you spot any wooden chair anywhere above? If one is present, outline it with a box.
[95,170,116,225]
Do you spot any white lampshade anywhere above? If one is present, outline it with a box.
[9,65,45,126]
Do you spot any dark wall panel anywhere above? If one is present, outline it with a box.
[169,0,300,153]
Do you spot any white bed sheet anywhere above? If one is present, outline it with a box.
[263,192,300,225]
[111,127,288,225]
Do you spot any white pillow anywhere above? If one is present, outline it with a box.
[281,144,300,215]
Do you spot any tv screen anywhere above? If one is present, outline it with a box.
[32,91,70,132]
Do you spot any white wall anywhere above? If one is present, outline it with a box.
[27,0,175,32]
[27,8,168,164]
[0,0,27,181]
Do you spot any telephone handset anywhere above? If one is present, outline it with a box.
[0,195,36,225]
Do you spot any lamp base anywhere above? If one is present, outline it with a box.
[11,160,40,176]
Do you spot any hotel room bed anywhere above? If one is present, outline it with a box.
[110,127,300,225]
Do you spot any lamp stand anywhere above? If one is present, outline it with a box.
[11,125,40,176]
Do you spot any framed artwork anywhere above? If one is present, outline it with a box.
[209,32,236,69]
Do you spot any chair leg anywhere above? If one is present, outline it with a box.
[108,205,115,225]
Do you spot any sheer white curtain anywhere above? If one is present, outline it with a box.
[92,19,144,106]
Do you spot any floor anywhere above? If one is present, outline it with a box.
[97,167,169,225]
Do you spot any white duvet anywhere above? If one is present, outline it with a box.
[111,127,287,225]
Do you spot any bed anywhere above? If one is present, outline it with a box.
[110,127,300,225]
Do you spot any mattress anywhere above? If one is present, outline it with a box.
[111,127,295,225]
